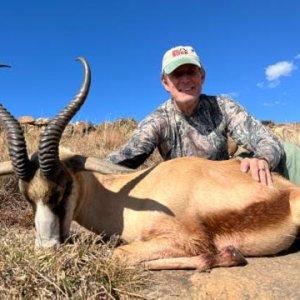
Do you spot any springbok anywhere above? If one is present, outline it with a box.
[0,60,300,270]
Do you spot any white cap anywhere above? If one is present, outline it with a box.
[162,46,202,74]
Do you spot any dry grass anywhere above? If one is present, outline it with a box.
[0,120,155,299]
[0,119,299,298]
[271,123,300,146]
[0,228,148,299]
[0,176,33,229]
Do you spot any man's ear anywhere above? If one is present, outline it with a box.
[201,75,205,84]
[161,76,170,92]
[200,68,206,83]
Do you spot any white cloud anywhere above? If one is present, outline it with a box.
[263,100,281,107]
[257,82,264,88]
[267,80,280,89]
[257,81,279,89]
[265,61,296,81]
[258,57,298,90]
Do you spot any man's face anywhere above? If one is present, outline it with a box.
[162,64,204,104]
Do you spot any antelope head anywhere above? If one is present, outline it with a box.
[0,58,91,247]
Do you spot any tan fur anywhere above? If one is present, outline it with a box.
[6,150,300,270]
[48,154,300,269]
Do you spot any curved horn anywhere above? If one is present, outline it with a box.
[38,57,91,178]
[0,64,32,180]
[65,155,135,174]
[0,104,31,179]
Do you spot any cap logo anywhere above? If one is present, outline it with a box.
[172,48,189,57]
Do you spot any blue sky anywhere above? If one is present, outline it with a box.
[1,1,299,124]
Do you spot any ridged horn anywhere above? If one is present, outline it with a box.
[38,57,91,178]
[0,64,32,180]
[0,104,31,180]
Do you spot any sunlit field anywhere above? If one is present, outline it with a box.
[0,119,299,298]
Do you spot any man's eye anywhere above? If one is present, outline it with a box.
[189,69,198,75]
[173,70,196,78]
[174,72,183,78]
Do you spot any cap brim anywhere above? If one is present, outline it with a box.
[164,57,201,74]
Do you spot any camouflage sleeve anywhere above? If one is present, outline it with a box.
[222,97,284,170]
[106,113,163,169]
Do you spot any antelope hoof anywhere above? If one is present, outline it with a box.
[217,245,247,267]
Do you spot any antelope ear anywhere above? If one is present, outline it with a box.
[0,161,14,176]
[64,155,134,174]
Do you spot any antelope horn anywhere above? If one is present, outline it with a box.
[65,155,135,174]
[0,64,32,180]
[38,57,91,178]
[0,104,32,180]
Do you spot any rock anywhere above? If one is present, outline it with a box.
[261,120,276,127]
[73,121,96,135]
[18,116,35,125]
[34,118,50,126]
[141,242,300,299]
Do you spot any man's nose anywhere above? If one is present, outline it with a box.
[180,73,192,82]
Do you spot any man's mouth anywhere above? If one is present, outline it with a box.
[179,87,194,92]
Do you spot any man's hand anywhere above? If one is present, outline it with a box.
[240,157,273,187]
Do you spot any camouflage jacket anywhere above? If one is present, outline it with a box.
[107,94,284,169]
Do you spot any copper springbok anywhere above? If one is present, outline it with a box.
[0,60,300,270]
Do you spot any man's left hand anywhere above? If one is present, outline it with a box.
[240,157,273,187]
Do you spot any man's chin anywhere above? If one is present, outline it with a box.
[176,95,199,103]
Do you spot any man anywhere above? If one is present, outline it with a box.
[107,46,285,187]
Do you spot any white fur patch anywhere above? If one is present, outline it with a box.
[35,201,60,248]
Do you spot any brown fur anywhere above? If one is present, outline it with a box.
[3,152,300,270]
[204,190,291,235]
